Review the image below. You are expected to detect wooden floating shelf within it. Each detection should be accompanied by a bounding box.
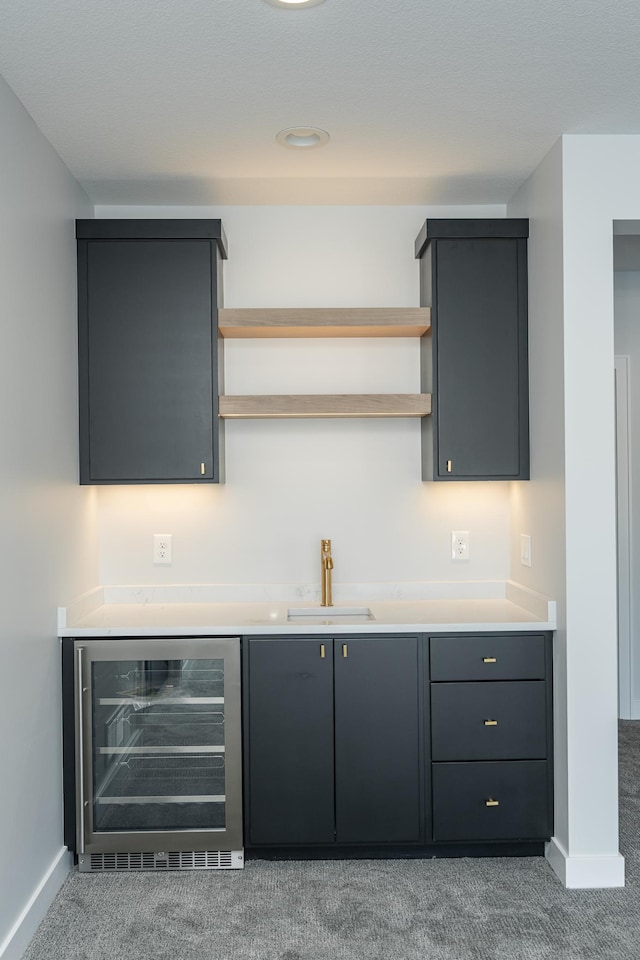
[219,394,432,420]
[218,308,431,339]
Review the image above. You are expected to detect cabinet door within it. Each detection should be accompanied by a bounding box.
[433,237,528,480]
[334,637,421,843]
[79,238,219,483]
[248,640,335,845]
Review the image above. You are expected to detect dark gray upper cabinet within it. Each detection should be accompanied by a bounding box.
[415,219,529,481]
[76,220,227,484]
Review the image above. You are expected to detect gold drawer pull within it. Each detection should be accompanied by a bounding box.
[342,644,348,658]
[484,719,498,726]
[320,644,325,659]
[485,799,500,807]
[483,657,497,663]
[446,460,453,473]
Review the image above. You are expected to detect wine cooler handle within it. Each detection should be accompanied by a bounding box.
[76,646,86,854]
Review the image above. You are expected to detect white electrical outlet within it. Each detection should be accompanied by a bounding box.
[520,533,532,567]
[451,530,470,561]
[153,534,172,565]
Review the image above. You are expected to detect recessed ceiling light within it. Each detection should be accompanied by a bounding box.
[264,0,327,8]
[276,126,330,149]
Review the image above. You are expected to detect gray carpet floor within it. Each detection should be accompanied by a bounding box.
[22,723,640,960]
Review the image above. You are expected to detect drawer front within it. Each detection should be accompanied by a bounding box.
[430,634,545,681]
[431,681,547,761]
[432,761,550,842]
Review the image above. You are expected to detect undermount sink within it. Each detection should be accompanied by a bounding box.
[287,606,374,622]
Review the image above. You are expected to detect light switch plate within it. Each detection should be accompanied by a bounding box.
[520,533,532,567]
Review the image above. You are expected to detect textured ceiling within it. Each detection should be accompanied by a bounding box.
[0,0,639,204]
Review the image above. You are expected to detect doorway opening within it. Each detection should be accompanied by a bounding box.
[615,355,632,718]
[614,226,640,719]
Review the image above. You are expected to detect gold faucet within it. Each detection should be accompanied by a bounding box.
[320,539,334,607]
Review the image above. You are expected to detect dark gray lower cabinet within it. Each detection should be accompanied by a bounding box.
[247,636,421,846]
[245,632,552,854]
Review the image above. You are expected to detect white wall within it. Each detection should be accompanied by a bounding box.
[559,137,628,874]
[0,75,98,958]
[94,204,513,589]
[509,135,634,888]
[614,269,640,715]
[507,139,569,849]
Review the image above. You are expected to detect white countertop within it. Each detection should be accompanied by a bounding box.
[58,581,556,637]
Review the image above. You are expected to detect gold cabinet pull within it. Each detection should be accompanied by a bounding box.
[320,644,325,659]
[484,719,498,726]
[342,644,348,658]
[483,657,497,663]
[200,462,206,475]
[485,799,500,807]
[446,460,452,473]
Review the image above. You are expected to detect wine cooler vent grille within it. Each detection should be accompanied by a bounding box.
[82,850,243,872]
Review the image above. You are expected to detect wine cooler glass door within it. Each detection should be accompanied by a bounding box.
[75,638,242,854]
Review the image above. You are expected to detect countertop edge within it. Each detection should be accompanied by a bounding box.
[59,619,556,638]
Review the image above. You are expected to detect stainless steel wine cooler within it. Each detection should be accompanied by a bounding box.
[73,637,243,871]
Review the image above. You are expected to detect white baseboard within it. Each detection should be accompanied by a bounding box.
[0,847,71,960]
[546,837,625,888]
